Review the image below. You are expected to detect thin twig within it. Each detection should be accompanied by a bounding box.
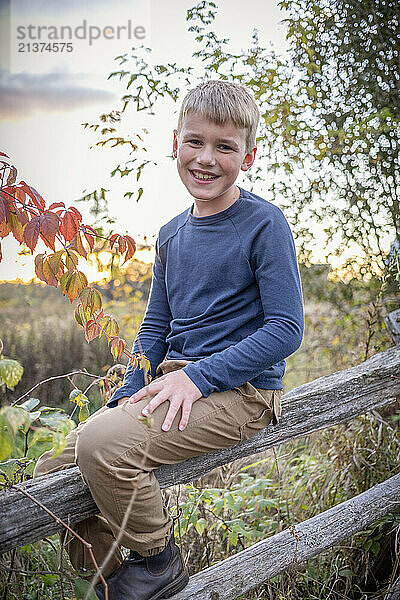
[7,485,109,600]
[0,563,73,578]
[11,370,105,406]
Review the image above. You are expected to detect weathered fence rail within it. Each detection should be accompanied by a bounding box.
[1,345,399,555]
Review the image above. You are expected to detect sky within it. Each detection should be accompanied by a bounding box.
[0,0,291,281]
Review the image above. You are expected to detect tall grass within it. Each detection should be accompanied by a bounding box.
[0,280,147,411]
[170,409,400,599]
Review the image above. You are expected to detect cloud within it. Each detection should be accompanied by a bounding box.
[0,68,116,120]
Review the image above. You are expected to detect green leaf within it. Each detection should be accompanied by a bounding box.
[69,389,89,408]
[19,398,40,412]
[52,431,67,458]
[28,410,41,423]
[0,358,23,390]
[228,530,238,547]
[74,578,98,600]
[29,427,53,448]
[39,407,70,429]
[41,574,59,586]
[0,406,31,436]
[139,356,151,377]
[194,517,207,536]
[0,431,13,461]
[26,439,53,459]
[79,404,90,422]
[371,541,380,556]
[0,458,34,484]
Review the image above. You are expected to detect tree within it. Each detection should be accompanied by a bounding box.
[82,0,397,361]
[278,0,400,279]
[85,0,399,286]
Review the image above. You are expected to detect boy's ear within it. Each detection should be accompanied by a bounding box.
[172,130,178,158]
[241,147,256,171]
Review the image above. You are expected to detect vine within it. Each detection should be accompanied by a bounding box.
[0,152,149,465]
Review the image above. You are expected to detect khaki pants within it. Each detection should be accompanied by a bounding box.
[34,360,281,577]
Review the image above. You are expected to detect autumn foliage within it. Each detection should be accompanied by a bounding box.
[0,152,149,373]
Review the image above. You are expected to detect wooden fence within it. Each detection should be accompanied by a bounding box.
[1,340,399,599]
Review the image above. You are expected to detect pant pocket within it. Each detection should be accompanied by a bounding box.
[239,405,273,442]
[235,385,274,443]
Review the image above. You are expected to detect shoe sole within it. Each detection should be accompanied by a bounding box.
[152,570,190,599]
[95,568,189,600]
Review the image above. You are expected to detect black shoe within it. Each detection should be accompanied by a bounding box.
[94,535,189,600]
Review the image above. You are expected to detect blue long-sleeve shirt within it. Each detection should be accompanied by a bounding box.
[108,187,304,407]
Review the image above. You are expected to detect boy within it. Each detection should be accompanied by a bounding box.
[34,80,304,600]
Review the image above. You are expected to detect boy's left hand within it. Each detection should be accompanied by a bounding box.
[129,370,202,432]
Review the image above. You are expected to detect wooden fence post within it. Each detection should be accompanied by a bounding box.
[385,308,400,345]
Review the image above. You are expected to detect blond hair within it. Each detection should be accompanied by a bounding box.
[177,80,260,152]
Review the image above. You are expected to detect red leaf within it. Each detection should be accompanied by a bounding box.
[68,206,82,222]
[81,225,97,252]
[109,233,119,249]
[85,319,102,342]
[6,166,17,186]
[0,240,2,262]
[9,212,24,243]
[0,220,11,238]
[13,187,27,206]
[60,210,79,242]
[110,336,126,360]
[117,236,127,255]
[59,270,88,302]
[0,192,9,223]
[20,182,45,210]
[108,233,135,262]
[23,216,41,252]
[70,231,87,258]
[83,231,95,251]
[48,250,64,277]
[122,234,136,263]
[39,210,59,251]
[49,202,65,210]
[40,251,64,287]
[17,209,29,227]
[34,254,47,283]
[42,257,58,287]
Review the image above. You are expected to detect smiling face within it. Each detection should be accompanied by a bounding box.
[173,112,256,217]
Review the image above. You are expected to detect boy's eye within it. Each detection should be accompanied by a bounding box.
[219,145,233,151]
[187,139,202,145]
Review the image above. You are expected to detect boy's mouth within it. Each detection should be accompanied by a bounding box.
[189,169,219,182]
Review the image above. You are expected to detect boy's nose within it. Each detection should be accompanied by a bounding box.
[197,145,216,166]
